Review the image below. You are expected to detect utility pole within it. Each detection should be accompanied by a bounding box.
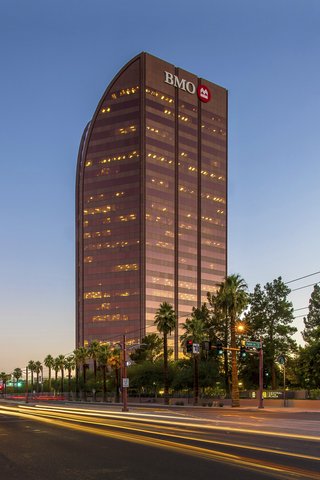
[258,338,264,409]
[122,335,129,412]
[25,367,29,404]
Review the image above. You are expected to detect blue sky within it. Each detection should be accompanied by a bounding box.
[0,0,319,372]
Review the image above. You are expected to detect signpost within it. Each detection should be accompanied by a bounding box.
[245,340,262,349]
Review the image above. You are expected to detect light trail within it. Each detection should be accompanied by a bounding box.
[3,406,320,478]
[0,404,319,479]
[17,404,320,442]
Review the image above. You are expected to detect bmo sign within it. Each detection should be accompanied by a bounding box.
[164,71,211,103]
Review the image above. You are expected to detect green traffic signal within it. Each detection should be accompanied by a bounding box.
[240,346,247,359]
[216,340,224,355]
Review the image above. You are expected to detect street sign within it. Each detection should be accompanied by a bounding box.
[245,341,261,349]
[122,378,129,388]
[277,355,286,365]
[193,343,200,354]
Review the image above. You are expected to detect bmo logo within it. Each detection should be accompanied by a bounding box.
[164,71,211,103]
[164,71,196,94]
[197,85,211,103]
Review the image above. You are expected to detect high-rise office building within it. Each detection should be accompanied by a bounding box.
[76,53,227,356]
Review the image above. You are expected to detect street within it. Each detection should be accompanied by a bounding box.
[0,402,319,479]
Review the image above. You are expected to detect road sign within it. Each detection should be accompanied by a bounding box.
[245,341,261,349]
[277,355,286,365]
[193,343,200,354]
[122,378,129,388]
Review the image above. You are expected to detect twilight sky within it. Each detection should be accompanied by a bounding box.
[0,0,319,372]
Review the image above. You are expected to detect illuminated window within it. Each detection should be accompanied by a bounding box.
[112,264,139,272]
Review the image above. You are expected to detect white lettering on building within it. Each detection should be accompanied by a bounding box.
[164,71,196,95]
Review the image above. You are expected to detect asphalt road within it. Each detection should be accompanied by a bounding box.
[0,403,319,480]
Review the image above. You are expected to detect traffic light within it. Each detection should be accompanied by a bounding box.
[216,340,224,355]
[239,346,247,360]
[186,339,193,353]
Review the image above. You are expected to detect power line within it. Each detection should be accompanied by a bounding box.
[285,270,320,285]
[290,282,319,292]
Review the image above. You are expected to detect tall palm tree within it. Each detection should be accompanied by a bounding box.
[55,355,65,394]
[0,372,10,395]
[181,305,209,405]
[52,357,60,395]
[34,361,42,393]
[27,360,36,394]
[88,340,101,401]
[44,354,54,393]
[74,347,88,401]
[216,274,249,407]
[13,368,23,393]
[207,291,231,396]
[109,347,121,403]
[64,355,75,400]
[73,348,81,400]
[97,343,111,402]
[154,301,176,405]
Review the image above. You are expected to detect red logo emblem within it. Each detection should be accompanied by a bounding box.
[197,85,211,103]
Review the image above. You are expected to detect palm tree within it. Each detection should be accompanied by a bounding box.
[44,354,54,393]
[34,361,42,393]
[88,340,101,400]
[216,274,249,407]
[97,343,111,402]
[109,347,121,403]
[0,372,10,395]
[52,357,60,395]
[181,305,209,405]
[27,360,36,394]
[73,347,88,401]
[55,355,65,394]
[13,368,23,393]
[64,355,75,400]
[207,291,231,396]
[154,302,176,405]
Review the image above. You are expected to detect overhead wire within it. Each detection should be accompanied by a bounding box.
[284,270,320,285]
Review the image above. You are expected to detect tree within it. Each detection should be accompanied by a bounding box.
[296,344,320,390]
[154,302,176,405]
[128,360,168,397]
[52,357,60,393]
[55,355,65,394]
[44,355,54,393]
[88,340,101,401]
[64,355,75,400]
[109,347,121,403]
[245,277,297,389]
[0,372,10,395]
[27,360,36,394]
[34,361,42,393]
[207,290,231,395]
[180,305,209,405]
[302,284,320,344]
[130,334,163,364]
[74,347,88,401]
[97,344,111,402]
[13,368,23,392]
[216,274,249,407]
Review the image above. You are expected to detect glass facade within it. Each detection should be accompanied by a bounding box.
[76,53,227,355]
